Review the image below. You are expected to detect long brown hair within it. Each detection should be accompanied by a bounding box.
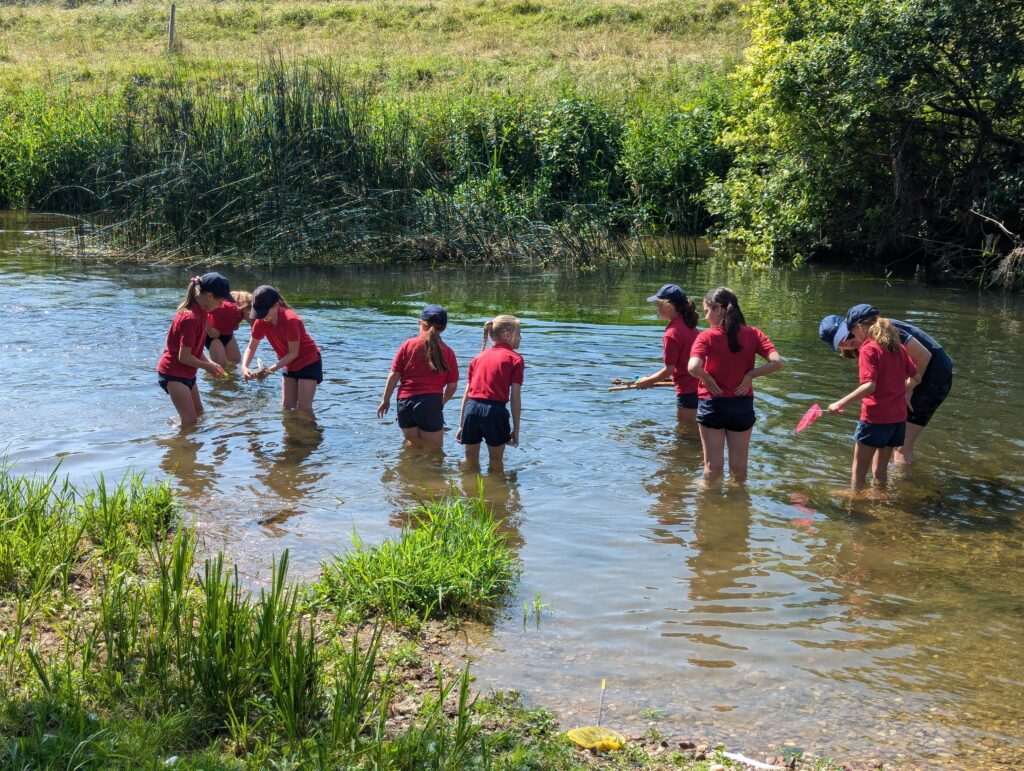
[705,286,746,353]
[419,323,448,372]
[659,297,699,329]
[482,315,520,351]
[177,276,201,312]
[865,316,901,352]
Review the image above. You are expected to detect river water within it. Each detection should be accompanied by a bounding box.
[2,213,1022,766]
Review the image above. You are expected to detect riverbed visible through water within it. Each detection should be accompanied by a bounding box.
[2,213,1023,767]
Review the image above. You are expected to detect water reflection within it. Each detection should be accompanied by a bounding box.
[248,416,326,533]
[157,432,216,499]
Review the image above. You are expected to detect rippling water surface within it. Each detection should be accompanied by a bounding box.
[2,213,1022,766]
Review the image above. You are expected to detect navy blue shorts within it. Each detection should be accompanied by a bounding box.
[205,333,233,349]
[283,355,323,384]
[696,396,756,432]
[459,398,511,447]
[854,420,906,448]
[397,393,444,432]
[908,373,951,427]
[158,374,197,393]
[676,391,698,410]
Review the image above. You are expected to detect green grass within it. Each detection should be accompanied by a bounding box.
[314,488,521,628]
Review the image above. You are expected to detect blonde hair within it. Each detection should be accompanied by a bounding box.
[177,275,202,312]
[231,290,253,321]
[865,316,901,352]
[481,314,520,351]
[420,324,448,373]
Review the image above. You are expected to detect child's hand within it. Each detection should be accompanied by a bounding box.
[734,373,754,396]
[827,401,845,414]
[256,368,271,381]
[509,429,519,447]
[455,427,463,443]
[242,366,254,380]
[633,376,654,390]
[209,325,221,337]
[209,363,226,379]
[376,399,390,418]
[701,373,723,396]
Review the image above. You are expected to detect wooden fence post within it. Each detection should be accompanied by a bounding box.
[168,4,176,54]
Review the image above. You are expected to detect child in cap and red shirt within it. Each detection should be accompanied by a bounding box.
[456,315,523,470]
[156,272,231,428]
[828,312,919,489]
[687,286,784,482]
[377,304,459,449]
[206,293,246,367]
[241,285,322,419]
[633,283,701,424]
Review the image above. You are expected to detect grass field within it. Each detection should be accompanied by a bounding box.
[0,0,744,98]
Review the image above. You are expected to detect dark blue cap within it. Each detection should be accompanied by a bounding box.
[198,272,232,300]
[647,284,687,306]
[419,304,448,327]
[845,303,879,328]
[250,285,282,320]
[819,314,848,351]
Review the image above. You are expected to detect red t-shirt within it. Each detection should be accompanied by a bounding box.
[689,325,777,399]
[466,344,524,403]
[208,301,243,337]
[858,339,918,423]
[251,307,320,371]
[663,316,699,395]
[157,305,208,378]
[392,335,459,398]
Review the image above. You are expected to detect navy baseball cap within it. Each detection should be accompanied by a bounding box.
[647,284,687,306]
[250,285,283,320]
[845,303,879,328]
[419,304,448,327]
[819,314,848,351]
[198,272,232,300]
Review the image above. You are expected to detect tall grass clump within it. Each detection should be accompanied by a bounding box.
[315,490,520,628]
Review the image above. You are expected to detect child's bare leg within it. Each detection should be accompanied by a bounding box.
[282,377,298,410]
[487,443,507,471]
[894,423,924,465]
[295,380,317,419]
[463,443,482,468]
[401,427,422,447]
[698,425,726,482]
[676,407,697,425]
[168,381,199,428]
[725,428,753,482]
[225,338,242,364]
[419,430,444,451]
[873,447,894,485]
[851,442,875,489]
[208,339,228,367]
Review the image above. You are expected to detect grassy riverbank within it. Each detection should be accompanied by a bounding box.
[3,467,808,769]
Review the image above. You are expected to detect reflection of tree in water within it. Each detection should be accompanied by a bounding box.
[157,432,216,500]
[248,416,326,533]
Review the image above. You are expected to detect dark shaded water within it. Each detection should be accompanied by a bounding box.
[2,213,1023,766]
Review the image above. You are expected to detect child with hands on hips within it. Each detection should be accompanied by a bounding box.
[456,315,523,471]
[156,273,232,428]
[242,285,323,419]
[377,304,459,449]
[827,307,919,489]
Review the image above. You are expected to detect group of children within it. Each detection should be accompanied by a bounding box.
[157,273,951,487]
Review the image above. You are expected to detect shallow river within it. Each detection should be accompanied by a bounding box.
[2,213,1023,766]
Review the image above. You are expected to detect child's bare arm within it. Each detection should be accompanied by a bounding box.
[377,371,401,417]
[635,365,672,389]
[828,381,875,414]
[509,383,522,446]
[455,389,470,442]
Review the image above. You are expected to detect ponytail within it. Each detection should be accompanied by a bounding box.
[704,286,746,353]
[481,321,494,352]
[682,299,699,329]
[419,325,448,372]
[867,316,901,352]
[482,315,521,351]
[177,275,201,312]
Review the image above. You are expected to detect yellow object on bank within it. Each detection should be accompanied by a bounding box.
[565,726,626,751]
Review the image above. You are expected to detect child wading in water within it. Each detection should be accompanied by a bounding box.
[634,284,701,424]
[687,287,784,482]
[242,285,323,419]
[156,273,231,428]
[456,315,523,471]
[827,309,919,489]
[205,291,246,367]
[377,304,459,449]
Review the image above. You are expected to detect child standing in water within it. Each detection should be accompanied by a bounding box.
[156,273,231,428]
[687,287,784,482]
[827,310,919,489]
[242,285,323,419]
[634,284,701,423]
[205,292,246,367]
[377,304,459,449]
[456,315,523,471]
